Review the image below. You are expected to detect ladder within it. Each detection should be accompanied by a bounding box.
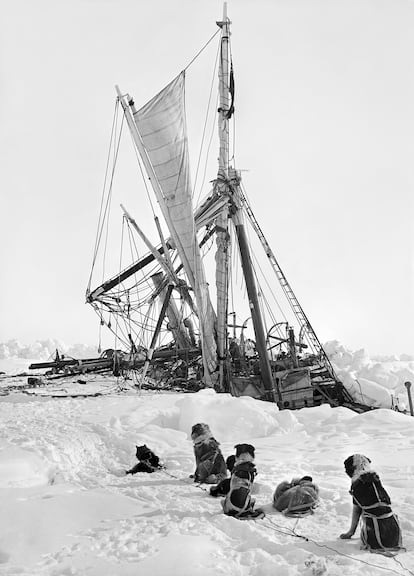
[238,186,353,401]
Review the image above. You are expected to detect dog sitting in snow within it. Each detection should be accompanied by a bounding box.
[340,454,403,553]
[126,444,162,475]
[222,443,263,519]
[210,454,236,497]
[190,423,227,484]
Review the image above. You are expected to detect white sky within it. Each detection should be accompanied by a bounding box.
[1,0,413,356]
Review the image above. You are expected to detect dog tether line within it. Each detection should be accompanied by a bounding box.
[260,516,413,576]
[147,468,413,576]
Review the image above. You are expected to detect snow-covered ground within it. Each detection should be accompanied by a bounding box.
[0,348,413,575]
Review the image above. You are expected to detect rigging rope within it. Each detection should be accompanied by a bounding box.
[195,91,220,208]
[192,35,220,202]
[87,100,121,290]
[93,111,125,293]
[183,28,221,72]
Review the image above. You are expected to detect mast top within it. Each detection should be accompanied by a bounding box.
[217,2,229,29]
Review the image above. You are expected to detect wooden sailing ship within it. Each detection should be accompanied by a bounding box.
[85,4,368,412]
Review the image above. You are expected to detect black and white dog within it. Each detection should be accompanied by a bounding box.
[221,443,262,518]
[340,454,402,553]
[126,444,162,475]
[209,454,236,497]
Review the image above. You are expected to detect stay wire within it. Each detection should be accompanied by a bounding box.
[88,99,120,289]
[195,90,220,208]
[193,35,220,201]
[183,28,221,72]
[98,113,125,292]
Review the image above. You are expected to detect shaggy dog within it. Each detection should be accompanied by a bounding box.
[273,476,319,516]
[340,454,403,553]
[222,443,262,518]
[126,445,162,474]
[191,423,227,484]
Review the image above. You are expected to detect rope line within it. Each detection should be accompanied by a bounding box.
[193,36,220,202]
[150,468,412,575]
[261,516,411,576]
[183,29,221,72]
[87,100,120,290]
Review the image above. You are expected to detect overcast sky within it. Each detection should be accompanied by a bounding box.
[1,0,413,356]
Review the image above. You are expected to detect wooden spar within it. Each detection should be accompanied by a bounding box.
[121,204,176,280]
[88,225,216,304]
[86,246,169,302]
[233,216,276,401]
[217,2,230,180]
[140,284,174,384]
[154,216,175,274]
[215,2,231,390]
[216,6,275,401]
[288,327,299,368]
[151,272,191,349]
[121,204,198,317]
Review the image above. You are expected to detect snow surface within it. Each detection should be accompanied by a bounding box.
[0,349,414,575]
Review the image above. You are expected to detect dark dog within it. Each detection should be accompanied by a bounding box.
[210,455,236,497]
[191,423,227,484]
[222,443,262,518]
[126,444,162,475]
[273,476,319,516]
[340,454,403,553]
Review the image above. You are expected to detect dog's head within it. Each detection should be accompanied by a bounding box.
[234,443,255,460]
[344,454,371,478]
[135,444,153,461]
[299,475,313,483]
[191,423,212,442]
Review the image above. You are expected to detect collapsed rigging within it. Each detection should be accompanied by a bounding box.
[84,4,369,413]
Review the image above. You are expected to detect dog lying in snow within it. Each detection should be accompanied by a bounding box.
[273,476,319,517]
[190,423,227,484]
[340,454,403,553]
[221,443,263,519]
[126,445,162,474]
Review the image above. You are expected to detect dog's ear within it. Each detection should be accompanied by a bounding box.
[344,455,355,477]
[247,444,255,457]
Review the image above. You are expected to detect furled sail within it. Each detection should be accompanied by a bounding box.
[133,72,217,382]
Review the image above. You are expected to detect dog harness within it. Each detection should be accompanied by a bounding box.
[352,481,402,553]
[222,462,256,517]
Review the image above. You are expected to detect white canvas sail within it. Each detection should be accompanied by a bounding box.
[133,72,217,381]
